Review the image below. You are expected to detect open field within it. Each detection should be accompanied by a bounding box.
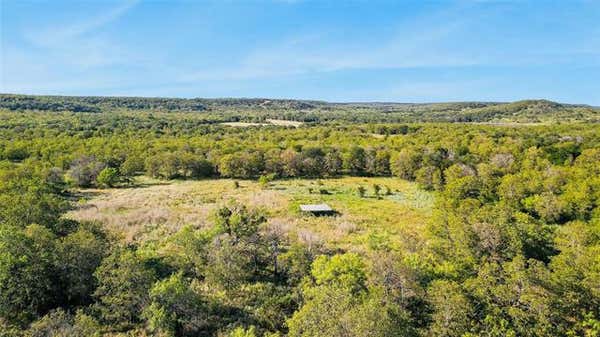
[66,177,433,252]
[266,119,304,127]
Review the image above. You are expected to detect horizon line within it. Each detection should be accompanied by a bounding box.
[1,92,596,108]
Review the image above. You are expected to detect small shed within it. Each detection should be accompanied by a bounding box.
[300,203,335,216]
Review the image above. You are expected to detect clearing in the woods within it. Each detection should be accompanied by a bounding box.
[67,177,433,252]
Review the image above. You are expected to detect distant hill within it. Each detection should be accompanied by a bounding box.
[0,94,324,113]
[0,93,598,123]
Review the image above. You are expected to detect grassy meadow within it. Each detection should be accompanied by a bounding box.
[67,177,433,252]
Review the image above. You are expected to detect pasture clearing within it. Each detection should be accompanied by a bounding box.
[66,177,433,252]
[221,119,303,127]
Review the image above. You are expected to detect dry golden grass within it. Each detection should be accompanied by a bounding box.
[266,119,303,127]
[66,177,433,252]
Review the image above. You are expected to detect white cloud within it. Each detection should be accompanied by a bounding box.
[1,0,145,93]
[19,0,143,69]
[178,2,599,83]
[178,6,481,82]
[24,0,140,47]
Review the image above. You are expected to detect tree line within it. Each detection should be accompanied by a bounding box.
[2,94,599,123]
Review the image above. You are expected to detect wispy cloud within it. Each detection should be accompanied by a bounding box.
[180,6,475,82]
[1,0,144,93]
[25,0,140,47]
[178,1,599,83]
[18,0,143,69]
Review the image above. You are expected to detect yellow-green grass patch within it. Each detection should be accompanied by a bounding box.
[66,177,433,252]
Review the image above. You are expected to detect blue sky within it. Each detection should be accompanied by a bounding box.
[1,0,599,104]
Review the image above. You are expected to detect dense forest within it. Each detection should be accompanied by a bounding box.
[0,95,599,336]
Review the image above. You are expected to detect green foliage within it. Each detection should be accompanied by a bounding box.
[120,154,145,177]
[390,148,422,180]
[288,254,414,337]
[0,225,57,325]
[96,167,120,188]
[143,273,206,337]
[427,280,473,337]
[373,184,381,198]
[67,156,105,188]
[415,166,443,191]
[213,204,265,242]
[0,165,68,228]
[3,94,598,123]
[223,326,257,337]
[205,236,255,290]
[311,253,367,294]
[219,152,264,179]
[278,244,314,285]
[3,144,29,162]
[93,248,157,329]
[0,100,599,335]
[153,225,210,278]
[25,309,102,337]
[258,173,276,188]
[356,186,366,198]
[343,146,366,175]
[57,225,109,306]
[146,153,180,179]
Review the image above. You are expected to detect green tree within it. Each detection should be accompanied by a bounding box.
[120,155,145,178]
[427,280,473,337]
[94,249,157,329]
[357,186,366,198]
[311,253,367,294]
[344,146,366,175]
[143,273,206,337]
[26,309,102,337]
[96,167,120,188]
[415,166,443,191]
[373,184,381,198]
[288,253,413,337]
[258,173,276,189]
[67,155,105,188]
[0,224,57,325]
[205,235,254,290]
[323,150,343,177]
[213,204,265,243]
[390,149,421,180]
[57,225,109,306]
[224,326,257,337]
[365,149,390,176]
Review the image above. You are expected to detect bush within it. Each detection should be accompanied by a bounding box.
[68,156,106,188]
[3,145,29,161]
[120,155,145,177]
[258,173,276,188]
[357,186,366,198]
[96,167,120,188]
[373,184,381,198]
[93,249,157,329]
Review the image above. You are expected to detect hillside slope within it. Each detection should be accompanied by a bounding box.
[1,94,598,123]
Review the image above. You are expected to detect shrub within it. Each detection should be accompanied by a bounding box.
[373,184,381,198]
[96,167,120,188]
[68,156,105,188]
[357,186,366,198]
